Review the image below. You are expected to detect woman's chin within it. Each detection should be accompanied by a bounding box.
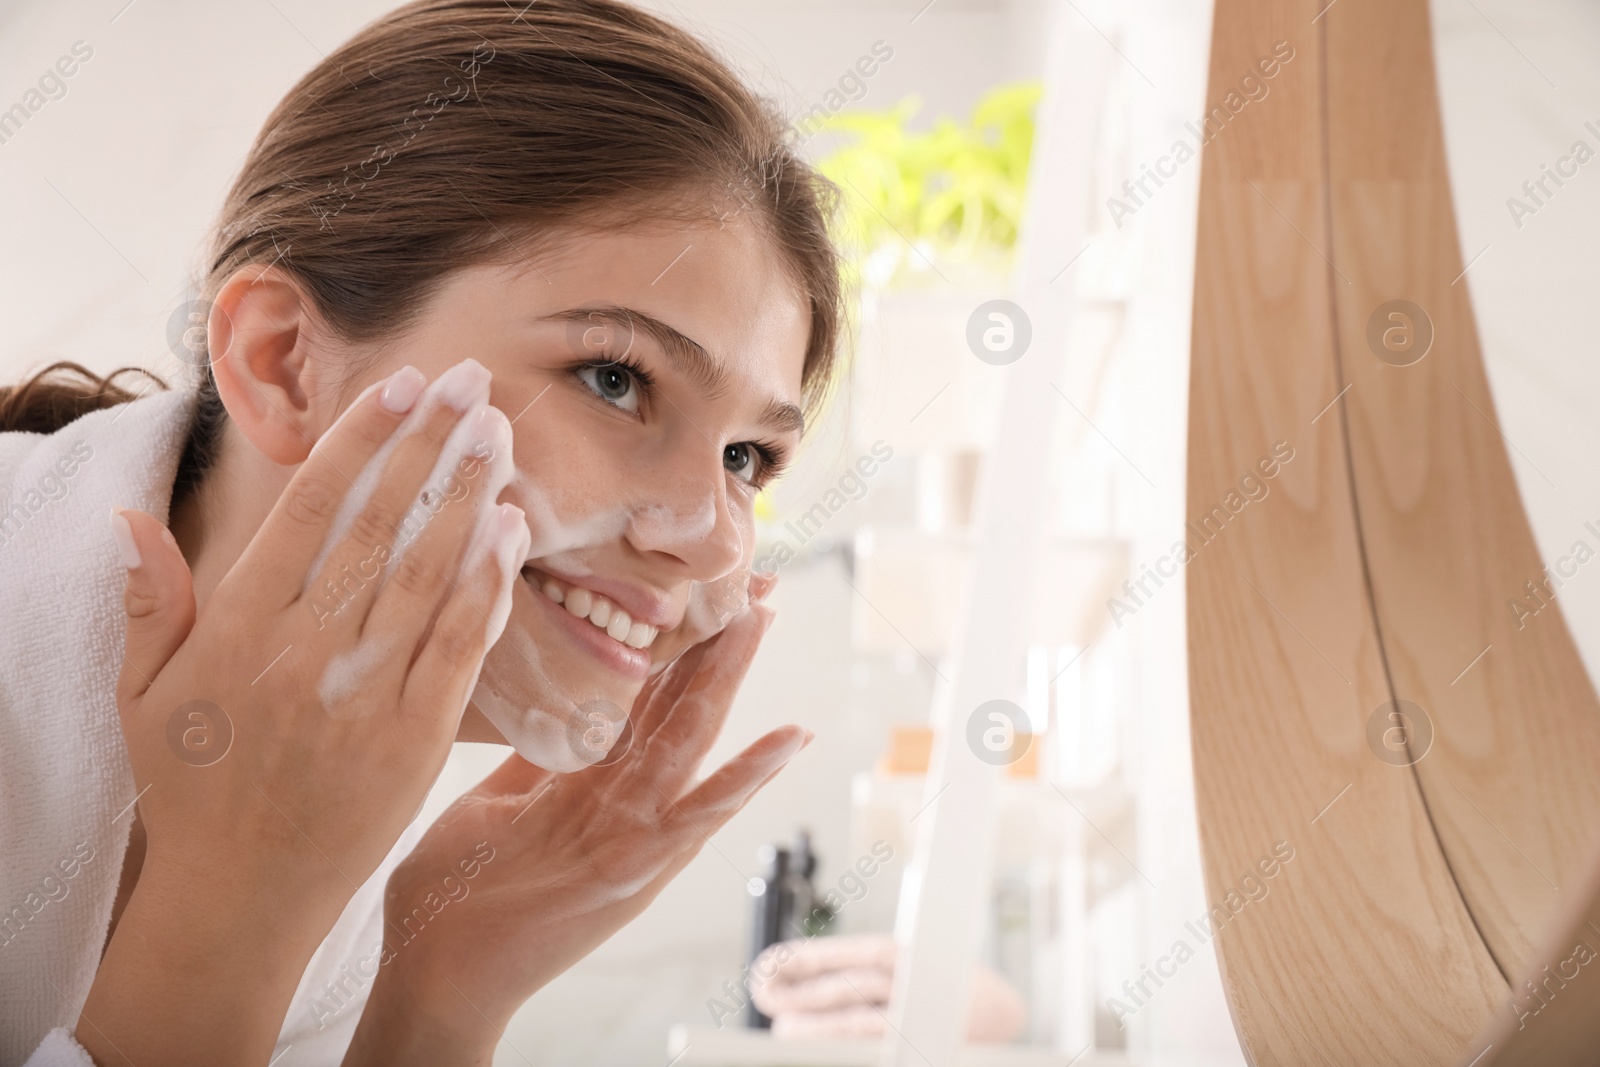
[458,564,765,768]
[463,582,647,770]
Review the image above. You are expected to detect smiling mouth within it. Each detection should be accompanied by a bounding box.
[521,568,661,651]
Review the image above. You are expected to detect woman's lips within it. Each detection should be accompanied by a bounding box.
[525,568,662,647]
[521,568,654,680]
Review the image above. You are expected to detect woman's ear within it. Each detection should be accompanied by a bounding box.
[206,265,337,466]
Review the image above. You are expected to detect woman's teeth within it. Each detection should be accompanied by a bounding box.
[536,575,659,650]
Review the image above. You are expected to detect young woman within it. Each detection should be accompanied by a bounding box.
[0,0,843,1062]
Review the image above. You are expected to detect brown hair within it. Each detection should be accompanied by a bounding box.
[0,361,168,435]
[4,0,846,508]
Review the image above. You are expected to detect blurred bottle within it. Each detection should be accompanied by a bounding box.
[745,829,821,1028]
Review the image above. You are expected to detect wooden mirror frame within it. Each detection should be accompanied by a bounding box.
[1186,0,1600,1061]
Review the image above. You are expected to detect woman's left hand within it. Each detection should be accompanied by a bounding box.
[341,599,810,1064]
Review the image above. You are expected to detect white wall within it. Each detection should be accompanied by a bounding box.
[0,0,1029,382]
[1432,0,1600,685]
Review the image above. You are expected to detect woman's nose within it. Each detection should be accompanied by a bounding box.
[624,457,747,581]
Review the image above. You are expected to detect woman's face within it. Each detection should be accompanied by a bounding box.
[343,213,810,770]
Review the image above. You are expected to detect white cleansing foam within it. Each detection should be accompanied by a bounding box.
[471,470,761,771]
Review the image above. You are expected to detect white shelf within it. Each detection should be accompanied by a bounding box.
[666,1026,1134,1067]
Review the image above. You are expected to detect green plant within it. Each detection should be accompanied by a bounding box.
[812,79,1043,289]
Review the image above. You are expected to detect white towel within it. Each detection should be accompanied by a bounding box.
[0,382,423,1066]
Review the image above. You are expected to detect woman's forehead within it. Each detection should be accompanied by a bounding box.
[452,217,810,404]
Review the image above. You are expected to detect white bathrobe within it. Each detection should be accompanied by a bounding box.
[0,383,423,1066]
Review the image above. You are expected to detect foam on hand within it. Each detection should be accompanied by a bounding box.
[309,359,517,718]
[303,359,500,594]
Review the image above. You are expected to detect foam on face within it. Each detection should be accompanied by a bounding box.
[471,650,571,763]
[305,363,766,769]
[467,472,637,770]
[646,489,758,678]
[470,470,764,770]
[514,474,631,565]
[472,620,626,773]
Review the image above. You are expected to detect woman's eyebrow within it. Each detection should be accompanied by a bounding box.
[758,397,805,436]
[542,304,804,436]
[544,304,723,391]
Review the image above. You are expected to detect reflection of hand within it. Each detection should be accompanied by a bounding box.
[82,362,528,1066]
[343,601,810,1063]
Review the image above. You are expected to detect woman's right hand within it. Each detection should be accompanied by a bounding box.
[79,358,529,1067]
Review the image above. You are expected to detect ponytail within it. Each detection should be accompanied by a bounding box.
[0,361,169,436]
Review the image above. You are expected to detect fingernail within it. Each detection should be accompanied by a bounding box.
[495,502,530,560]
[433,358,492,413]
[773,729,810,766]
[380,365,426,413]
[471,501,527,569]
[109,508,140,569]
[750,570,780,603]
[802,729,815,750]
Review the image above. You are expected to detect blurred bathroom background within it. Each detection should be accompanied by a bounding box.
[4,0,1600,1063]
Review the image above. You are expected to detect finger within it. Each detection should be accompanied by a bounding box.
[629,630,717,742]
[398,502,530,734]
[472,749,557,801]
[112,508,196,709]
[578,726,810,929]
[626,602,775,793]
[304,395,494,635]
[670,725,811,826]
[363,402,514,650]
[233,363,427,608]
[639,600,772,742]
[749,569,779,603]
[573,728,809,924]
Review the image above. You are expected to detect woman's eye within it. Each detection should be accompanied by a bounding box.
[576,363,639,413]
[724,442,758,483]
